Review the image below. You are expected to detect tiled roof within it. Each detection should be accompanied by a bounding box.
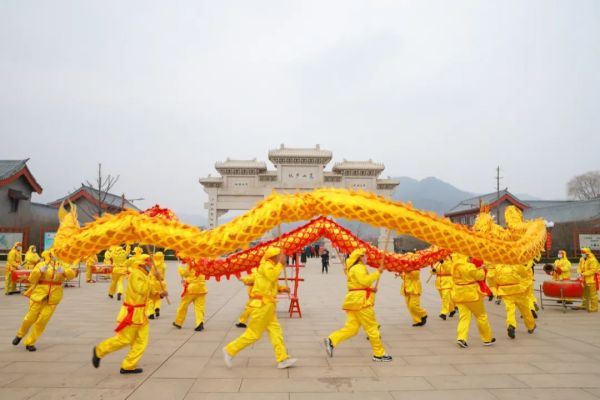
[268,144,332,159]
[446,189,517,214]
[524,199,600,223]
[215,159,267,170]
[332,160,385,171]
[0,159,43,193]
[49,185,140,211]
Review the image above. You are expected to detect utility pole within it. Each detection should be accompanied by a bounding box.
[495,166,502,225]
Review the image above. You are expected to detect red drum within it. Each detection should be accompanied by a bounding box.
[92,264,112,274]
[11,270,32,283]
[542,280,584,299]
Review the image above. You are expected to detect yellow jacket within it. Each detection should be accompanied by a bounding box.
[342,262,380,311]
[24,246,40,269]
[7,245,22,271]
[485,263,498,280]
[104,248,114,265]
[179,266,207,296]
[25,261,76,305]
[434,260,454,290]
[111,245,130,275]
[451,257,485,303]
[494,264,529,296]
[116,264,159,327]
[553,252,571,281]
[249,259,286,307]
[241,267,257,295]
[85,254,98,268]
[578,255,599,286]
[401,270,422,295]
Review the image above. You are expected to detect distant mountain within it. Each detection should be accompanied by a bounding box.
[391,176,475,216]
[177,213,208,228]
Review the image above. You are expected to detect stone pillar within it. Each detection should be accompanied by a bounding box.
[378,228,394,251]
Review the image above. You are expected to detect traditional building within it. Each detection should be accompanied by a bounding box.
[48,185,140,224]
[0,160,56,252]
[199,144,399,247]
[444,189,530,226]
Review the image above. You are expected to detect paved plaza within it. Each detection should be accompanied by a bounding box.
[1,258,600,400]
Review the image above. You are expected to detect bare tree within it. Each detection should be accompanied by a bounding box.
[85,163,120,217]
[567,171,600,200]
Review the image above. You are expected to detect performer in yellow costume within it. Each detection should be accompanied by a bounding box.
[325,248,392,362]
[172,261,206,330]
[24,245,40,270]
[578,247,599,312]
[451,255,495,348]
[552,250,571,281]
[108,245,130,301]
[432,257,456,320]
[494,263,536,339]
[5,242,22,295]
[12,250,76,351]
[147,251,167,319]
[85,253,98,283]
[92,254,165,374]
[485,263,499,303]
[400,269,428,326]
[236,267,257,328]
[524,261,539,319]
[223,247,297,369]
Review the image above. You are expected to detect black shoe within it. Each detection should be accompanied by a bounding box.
[439,314,447,320]
[449,308,457,318]
[235,322,247,328]
[117,293,122,301]
[507,325,516,339]
[12,336,21,346]
[531,310,538,319]
[92,346,100,368]
[495,299,501,305]
[483,338,496,346]
[120,368,143,374]
[488,295,494,301]
[412,321,424,327]
[155,308,160,318]
[108,294,114,299]
[528,325,536,334]
[149,314,155,320]
[372,354,393,362]
[195,322,204,332]
[172,322,181,329]
[457,340,468,348]
[26,345,36,352]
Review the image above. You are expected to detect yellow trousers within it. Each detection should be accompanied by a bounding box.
[17,300,57,346]
[86,266,92,282]
[5,270,16,294]
[225,302,289,362]
[329,306,385,357]
[404,294,427,323]
[486,277,497,297]
[238,301,252,324]
[174,294,206,326]
[146,297,162,317]
[456,298,493,343]
[438,289,455,316]
[503,294,536,329]
[96,323,149,370]
[582,284,598,312]
[108,273,125,296]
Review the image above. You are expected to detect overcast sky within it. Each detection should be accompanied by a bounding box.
[1,1,599,218]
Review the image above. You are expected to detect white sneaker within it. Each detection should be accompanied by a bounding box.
[222,347,233,368]
[277,357,297,369]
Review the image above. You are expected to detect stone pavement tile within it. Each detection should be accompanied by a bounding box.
[185,393,288,400]
[328,356,407,367]
[179,342,232,357]
[0,387,42,399]
[390,389,497,400]
[425,375,528,390]
[454,363,545,375]
[152,357,210,379]
[199,366,288,379]
[477,353,558,363]
[383,347,434,356]
[0,373,25,387]
[0,350,67,362]
[584,388,600,398]
[513,374,600,388]
[6,371,110,388]
[27,388,131,400]
[529,362,600,374]
[207,356,249,368]
[490,388,599,400]
[249,356,328,367]
[336,377,432,392]
[127,378,195,400]
[292,393,394,400]
[289,366,376,378]
[0,361,88,374]
[239,378,338,393]
[402,354,484,365]
[189,378,242,393]
[371,364,462,377]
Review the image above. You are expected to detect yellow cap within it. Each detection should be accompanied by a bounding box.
[262,246,281,262]
[346,248,366,268]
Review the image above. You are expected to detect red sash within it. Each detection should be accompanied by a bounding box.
[349,287,375,299]
[114,303,146,332]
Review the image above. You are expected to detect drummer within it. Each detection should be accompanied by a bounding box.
[552,250,571,281]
